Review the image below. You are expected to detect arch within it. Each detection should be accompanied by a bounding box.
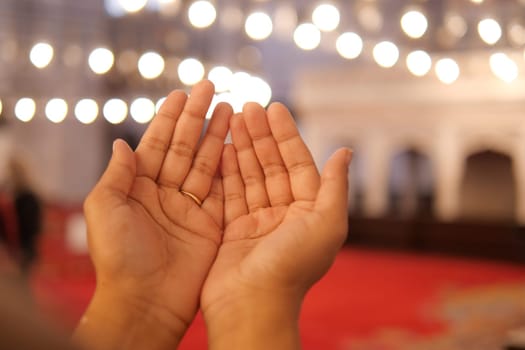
[461,134,515,161]
[388,148,434,218]
[459,150,515,222]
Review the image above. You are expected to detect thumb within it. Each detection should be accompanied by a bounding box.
[94,139,136,199]
[315,148,352,224]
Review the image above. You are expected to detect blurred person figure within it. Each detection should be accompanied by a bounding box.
[5,154,43,274]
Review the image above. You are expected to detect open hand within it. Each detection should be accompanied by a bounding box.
[201,102,351,331]
[79,80,231,349]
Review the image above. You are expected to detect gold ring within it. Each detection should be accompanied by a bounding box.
[180,190,203,206]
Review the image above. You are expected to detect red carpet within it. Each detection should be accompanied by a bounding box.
[28,207,525,349]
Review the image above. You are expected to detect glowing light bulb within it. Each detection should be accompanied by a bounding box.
[245,76,272,107]
[178,58,205,86]
[373,41,399,68]
[245,12,273,40]
[88,47,114,74]
[490,53,518,83]
[15,98,36,122]
[435,58,460,84]
[103,99,128,124]
[138,51,165,79]
[478,18,502,45]
[30,42,54,68]
[45,98,68,123]
[118,0,147,13]
[336,32,363,59]
[406,50,432,77]
[401,10,428,39]
[188,1,216,29]
[208,66,233,92]
[75,99,99,124]
[293,23,321,50]
[130,98,155,124]
[312,3,340,32]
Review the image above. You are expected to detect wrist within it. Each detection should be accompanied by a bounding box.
[204,291,303,350]
[73,286,188,350]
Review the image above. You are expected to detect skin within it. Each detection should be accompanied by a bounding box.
[201,102,351,349]
[74,80,233,350]
[73,80,351,350]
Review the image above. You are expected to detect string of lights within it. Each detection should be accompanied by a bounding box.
[1,0,524,125]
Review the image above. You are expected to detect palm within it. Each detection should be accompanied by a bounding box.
[202,102,348,311]
[85,81,232,327]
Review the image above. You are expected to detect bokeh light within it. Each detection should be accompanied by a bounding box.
[293,23,321,50]
[312,3,340,32]
[138,51,165,79]
[103,99,128,124]
[445,13,468,38]
[435,58,460,84]
[406,50,432,77]
[401,10,428,39]
[118,0,147,13]
[30,42,54,69]
[478,18,502,45]
[188,1,216,29]
[373,41,399,68]
[245,12,273,40]
[88,47,115,74]
[130,97,155,123]
[208,66,233,92]
[336,32,363,59]
[15,98,36,122]
[490,53,519,83]
[75,99,99,124]
[45,98,68,123]
[178,58,205,85]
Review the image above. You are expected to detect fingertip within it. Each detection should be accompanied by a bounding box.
[267,102,290,116]
[112,138,133,156]
[215,101,233,115]
[333,147,353,167]
[194,79,215,94]
[243,101,264,114]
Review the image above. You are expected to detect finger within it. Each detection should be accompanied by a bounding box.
[157,80,215,189]
[231,113,270,212]
[86,139,136,210]
[315,148,352,237]
[201,171,224,229]
[267,102,320,201]
[181,102,232,202]
[243,103,293,207]
[221,144,248,225]
[135,90,187,179]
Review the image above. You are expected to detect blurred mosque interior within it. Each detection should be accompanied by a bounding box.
[1,0,525,349]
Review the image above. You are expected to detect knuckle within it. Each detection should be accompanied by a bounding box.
[142,135,168,153]
[168,141,194,160]
[192,157,216,177]
[262,163,287,178]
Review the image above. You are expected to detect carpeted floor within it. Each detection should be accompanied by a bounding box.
[26,207,525,349]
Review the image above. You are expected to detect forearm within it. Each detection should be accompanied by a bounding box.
[205,294,302,350]
[73,288,187,350]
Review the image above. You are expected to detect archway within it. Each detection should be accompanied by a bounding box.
[388,149,434,218]
[459,150,515,222]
